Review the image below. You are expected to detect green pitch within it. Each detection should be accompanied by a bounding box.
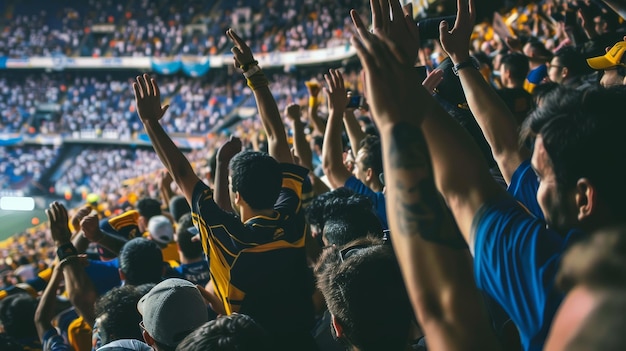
[0,209,47,242]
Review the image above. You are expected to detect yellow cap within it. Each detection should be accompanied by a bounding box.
[586,41,626,70]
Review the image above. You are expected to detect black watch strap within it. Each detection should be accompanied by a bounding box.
[56,242,78,260]
[453,58,479,76]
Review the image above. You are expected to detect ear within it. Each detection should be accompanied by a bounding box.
[138,216,147,232]
[234,191,242,206]
[575,178,595,221]
[331,314,345,339]
[561,66,569,78]
[365,167,373,182]
[143,330,155,346]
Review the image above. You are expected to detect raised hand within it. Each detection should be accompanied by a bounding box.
[422,68,444,95]
[216,136,243,163]
[226,28,256,69]
[71,206,93,234]
[80,214,104,243]
[305,80,321,98]
[439,0,476,64]
[133,74,170,124]
[323,69,349,115]
[285,104,302,122]
[350,33,422,126]
[351,0,420,66]
[157,169,173,190]
[46,202,71,245]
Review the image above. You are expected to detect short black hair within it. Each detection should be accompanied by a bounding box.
[315,237,412,351]
[119,237,163,286]
[176,213,203,260]
[553,47,588,77]
[94,285,145,345]
[322,198,384,246]
[358,136,383,179]
[501,52,530,83]
[175,314,271,351]
[169,195,190,223]
[0,294,38,339]
[305,188,356,230]
[229,150,281,210]
[136,197,162,221]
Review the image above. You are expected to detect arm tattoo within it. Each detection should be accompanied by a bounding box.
[389,123,466,248]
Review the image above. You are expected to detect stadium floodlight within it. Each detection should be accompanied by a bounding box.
[0,197,36,211]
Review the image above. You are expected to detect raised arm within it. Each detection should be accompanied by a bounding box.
[350,2,501,349]
[321,69,352,189]
[46,202,97,327]
[34,264,63,341]
[214,136,242,212]
[133,74,200,204]
[439,9,529,184]
[70,205,94,253]
[80,214,127,256]
[227,29,293,164]
[285,104,314,171]
[342,104,366,158]
[305,80,326,135]
[157,169,175,210]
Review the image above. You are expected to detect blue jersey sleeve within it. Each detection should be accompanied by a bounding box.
[507,159,544,219]
[471,198,565,351]
[344,176,389,230]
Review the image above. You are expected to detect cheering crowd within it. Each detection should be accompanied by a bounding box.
[2,0,626,350]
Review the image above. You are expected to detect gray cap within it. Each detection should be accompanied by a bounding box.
[137,278,208,347]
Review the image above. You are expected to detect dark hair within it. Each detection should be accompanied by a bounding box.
[535,87,626,214]
[0,294,38,339]
[94,285,145,345]
[169,196,190,223]
[312,135,324,150]
[175,314,271,351]
[136,198,162,221]
[525,38,552,62]
[553,46,588,77]
[531,82,560,105]
[119,238,163,286]
[229,151,281,210]
[176,213,202,259]
[322,197,384,246]
[0,333,23,351]
[314,237,412,351]
[305,188,356,230]
[500,52,530,83]
[357,135,383,180]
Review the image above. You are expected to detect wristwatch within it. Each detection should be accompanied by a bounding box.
[452,57,479,76]
[243,64,262,78]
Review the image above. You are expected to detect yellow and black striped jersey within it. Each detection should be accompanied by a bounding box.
[191,163,315,338]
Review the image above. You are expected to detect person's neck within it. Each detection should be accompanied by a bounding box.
[529,60,543,69]
[240,207,275,223]
[179,255,203,265]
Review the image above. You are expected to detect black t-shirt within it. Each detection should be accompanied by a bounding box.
[497,88,534,125]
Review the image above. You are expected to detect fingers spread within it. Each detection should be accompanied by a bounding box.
[371,0,383,30]
[350,9,369,39]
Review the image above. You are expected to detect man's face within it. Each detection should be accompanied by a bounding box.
[352,149,369,184]
[548,58,565,84]
[531,136,577,232]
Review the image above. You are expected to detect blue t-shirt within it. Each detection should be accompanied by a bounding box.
[173,259,210,287]
[42,329,71,351]
[471,197,583,351]
[507,159,543,219]
[84,258,121,296]
[344,176,388,230]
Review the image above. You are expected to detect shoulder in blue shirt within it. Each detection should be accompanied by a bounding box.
[344,176,388,230]
[507,159,544,219]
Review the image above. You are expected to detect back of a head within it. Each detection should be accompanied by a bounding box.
[525,38,553,62]
[176,213,203,260]
[175,314,271,351]
[0,293,37,339]
[169,195,190,223]
[119,237,163,286]
[501,52,530,83]
[322,197,384,246]
[229,150,281,210]
[565,289,626,351]
[314,237,412,351]
[306,187,355,230]
[537,86,626,216]
[137,278,209,349]
[136,198,162,221]
[95,285,146,345]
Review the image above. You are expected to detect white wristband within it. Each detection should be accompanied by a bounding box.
[243,64,261,78]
